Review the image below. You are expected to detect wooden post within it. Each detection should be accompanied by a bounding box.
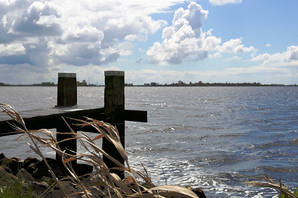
[56,73,77,167]
[57,73,77,107]
[103,71,125,178]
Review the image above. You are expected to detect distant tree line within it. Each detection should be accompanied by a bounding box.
[142,80,290,87]
[0,80,296,87]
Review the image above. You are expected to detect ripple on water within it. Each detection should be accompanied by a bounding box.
[128,155,278,197]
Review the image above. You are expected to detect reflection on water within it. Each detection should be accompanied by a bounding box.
[1,86,298,197]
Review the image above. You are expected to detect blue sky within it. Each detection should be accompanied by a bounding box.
[0,0,297,84]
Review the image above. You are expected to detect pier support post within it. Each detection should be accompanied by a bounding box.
[56,73,77,167]
[57,73,77,107]
[103,71,125,178]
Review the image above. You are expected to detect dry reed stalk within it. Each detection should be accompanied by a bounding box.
[246,176,297,198]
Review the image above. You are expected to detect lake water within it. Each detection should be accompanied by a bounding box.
[0,86,297,197]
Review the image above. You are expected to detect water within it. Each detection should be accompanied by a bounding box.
[0,86,297,197]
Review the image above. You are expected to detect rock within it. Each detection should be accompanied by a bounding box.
[24,157,40,174]
[31,181,49,193]
[192,187,206,198]
[1,154,93,179]
[28,158,93,179]
[0,166,18,186]
[0,153,6,163]
[32,158,64,179]
[75,163,93,176]
[5,157,24,175]
[18,168,35,182]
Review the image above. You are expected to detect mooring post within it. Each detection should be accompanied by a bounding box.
[103,71,125,178]
[57,73,77,106]
[56,73,77,167]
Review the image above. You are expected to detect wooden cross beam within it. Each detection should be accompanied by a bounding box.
[0,108,146,136]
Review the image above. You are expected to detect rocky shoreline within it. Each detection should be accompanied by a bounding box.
[0,153,206,198]
[0,153,93,179]
[0,153,95,197]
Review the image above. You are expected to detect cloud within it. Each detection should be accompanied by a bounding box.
[0,0,185,70]
[217,38,256,54]
[209,0,242,6]
[251,45,298,64]
[146,2,213,65]
[146,2,255,65]
[0,43,25,56]
[13,1,62,36]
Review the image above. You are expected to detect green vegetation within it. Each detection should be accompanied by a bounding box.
[247,176,297,198]
[0,177,34,198]
[279,187,298,198]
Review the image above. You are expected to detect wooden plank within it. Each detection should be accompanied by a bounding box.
[0,108,148,136]
[0,108,105,136]
[124,110,147,122]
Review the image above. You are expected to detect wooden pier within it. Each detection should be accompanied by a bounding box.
[0,71,147,178]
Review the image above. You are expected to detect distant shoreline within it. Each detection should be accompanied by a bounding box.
[1,80,297,87]
[0,84,297,87]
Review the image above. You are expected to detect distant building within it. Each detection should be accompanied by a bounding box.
[77,80,87,86]
[150,82,159,86]
[177,80,185,86]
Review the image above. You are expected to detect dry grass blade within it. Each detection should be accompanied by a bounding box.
[129,185,199,198]
[0,103,26,129]
[246,177,297,198]
[147,185,199,198]
[69,117,129,167]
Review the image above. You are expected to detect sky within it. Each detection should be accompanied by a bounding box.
[0,0,298,85]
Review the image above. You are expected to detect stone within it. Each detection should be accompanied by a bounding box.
[31,181,49,193]
[32,158,64,179]
[6,157,24,175]
[192,187,206,198]
[24,157,40,174]
[75,163,93,176]
[0,153,6,163]
[18,168,35,182]
[0,166,18,186]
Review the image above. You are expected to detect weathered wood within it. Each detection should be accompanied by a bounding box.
[0,108,147,136]
[0,108,105,136]
[123,110,147,122]
[56,73,78,166]
[57,73,77,107]
[103,71,125,178]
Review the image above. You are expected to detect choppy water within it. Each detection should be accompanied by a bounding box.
[0,86,297,197]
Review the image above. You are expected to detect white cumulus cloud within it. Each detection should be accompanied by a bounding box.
[147,2,214,65]
[146,2,255,65]
[217,38,256,54]
[251,46,298,64]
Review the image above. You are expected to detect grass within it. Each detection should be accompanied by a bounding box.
[0,175,35,198]
[246,174,298,198]
[0,103,200,198]
[279,188,298,198]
